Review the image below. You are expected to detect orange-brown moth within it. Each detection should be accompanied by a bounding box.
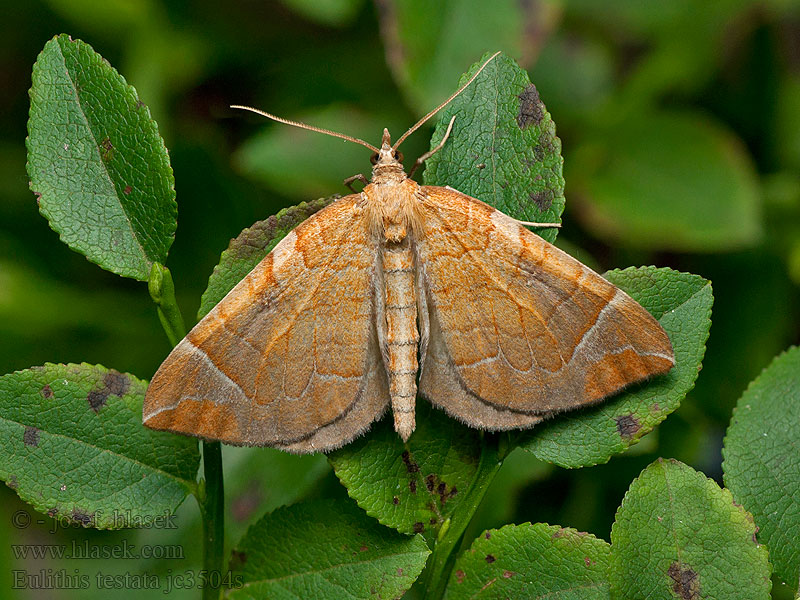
[143,53,674,453]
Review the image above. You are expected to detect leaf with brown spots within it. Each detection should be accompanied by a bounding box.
[27,35,176,280]
[425,52,564,244]
[610,459,771,599]
[443,523,610,599]
[329,402,482,536]
[0,363,198,529]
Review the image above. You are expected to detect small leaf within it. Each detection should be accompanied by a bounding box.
[198,197,337,319]
[443,523,610,599]
[519,267,712,468]
[0,364,198,529]
[567,110,761,252]
[27,34,176,280]
[329,402,485,537]
[228,499,430,600]
[723,346,800,591]
[424,51,565,243]
[610,458,771,599]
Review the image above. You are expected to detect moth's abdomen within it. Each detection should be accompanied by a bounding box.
[382,238,418,441]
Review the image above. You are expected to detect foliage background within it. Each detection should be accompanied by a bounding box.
[2,1,799,598]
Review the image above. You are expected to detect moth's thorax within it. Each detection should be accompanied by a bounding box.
[364,172,423,243]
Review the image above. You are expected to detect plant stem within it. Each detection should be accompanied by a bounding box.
[200,441,225,600]
[422,435,504,599]
[147,263,226,598]
[148,262,186,347]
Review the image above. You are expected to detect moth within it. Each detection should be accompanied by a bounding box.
[143,53,674,452]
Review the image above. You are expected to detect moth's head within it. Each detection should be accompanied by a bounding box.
[369,128,405,182]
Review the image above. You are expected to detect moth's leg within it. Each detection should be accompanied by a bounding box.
[344,173,368,192]
[408,115,456,178]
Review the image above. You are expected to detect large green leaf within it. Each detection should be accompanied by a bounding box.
[0,364,198,529]
[610,458,771,599]
[27,34,176,280]
[228,499,430,599]
[198,196,337,318]
[566,110,761,252]
[723,346,800,592]
[519,267,712,468]
[424,51,564,243]
[329,402,487,537]
[444,523,610,599]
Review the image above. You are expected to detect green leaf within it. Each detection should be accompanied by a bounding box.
[375,1,552,113]
[0,364,198,529]
[610,458,771,599]
[198,196,337,319]
[519,267,712,468]
[228,499,430,600]
[27,34,176,281]
[424,51,565,243]
[443,523,610,599]
[280,0,366,26]
[329,402,485,537]
[566,110,761,252]
[723,346,800,591]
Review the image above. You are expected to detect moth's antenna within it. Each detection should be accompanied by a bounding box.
[230,105,381,153]
[392,50,502,151]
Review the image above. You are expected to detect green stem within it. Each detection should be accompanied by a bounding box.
[422,434,505,599]
[148,262,186,347]
[200,441,225,600]
[147,263,226,598]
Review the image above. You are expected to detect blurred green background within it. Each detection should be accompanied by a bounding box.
[2,0,799,598]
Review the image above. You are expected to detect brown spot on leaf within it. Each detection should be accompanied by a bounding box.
[47,508,58,518]
[425,474,436,492]
[359,545,368,552]
[70,509,94,527]
[136,100,146,109]
[229,550,247,569]
[87,370,130,412]
[667,562,700,599]
[517,84,544,129]
[448,487,458,499]
[485,532,491,539]
[485,554,496,563]
[100,137,114,161]
[23,426,40,447]
[401,450,420,473]
[503,570,514,578]
[396,568,403,576]
[455,569,465,583]
[103,371,130,396]
[552,527,566,538]
[615,414,641,439]
[429,518,437,525]
[41,385,53,399]
[413,522,424,533]
[123,185,132,195]
[409,479,417,494]
[87,391,107,412]
[392,496,399,505]
[529,189,554,211]
[7,476,18,490]
[477,163,485,169]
